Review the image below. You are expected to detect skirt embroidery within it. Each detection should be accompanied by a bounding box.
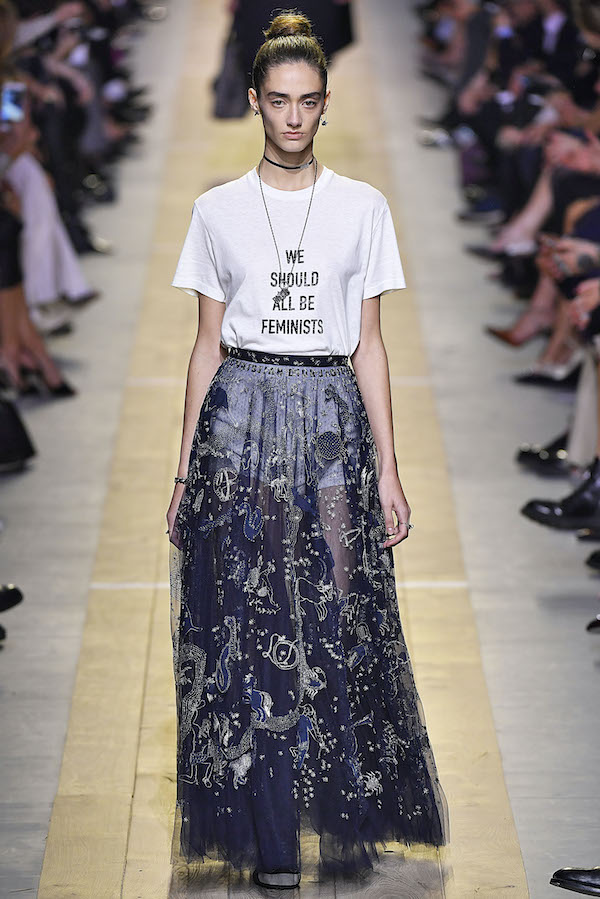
[169,347,448,875]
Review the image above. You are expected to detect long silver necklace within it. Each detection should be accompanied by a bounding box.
[257,156,318,304]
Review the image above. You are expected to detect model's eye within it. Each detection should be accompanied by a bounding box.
[272,99,284,107]
[304,100,317,107]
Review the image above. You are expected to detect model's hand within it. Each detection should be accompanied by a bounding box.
[166,483,186,538]
[378,470,411,548]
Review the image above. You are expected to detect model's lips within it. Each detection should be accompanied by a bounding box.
[283,132,303,138]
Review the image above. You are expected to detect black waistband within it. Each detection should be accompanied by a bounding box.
[226,347,349,367]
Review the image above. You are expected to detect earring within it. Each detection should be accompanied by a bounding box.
[254,109,259,116]
[321,114,328,127]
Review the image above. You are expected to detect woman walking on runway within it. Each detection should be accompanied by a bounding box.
[167,9,448,889]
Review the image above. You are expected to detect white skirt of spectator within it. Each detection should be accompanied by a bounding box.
[5,152,91,307]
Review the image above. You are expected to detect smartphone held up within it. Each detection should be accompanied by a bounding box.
[0,82,27,133]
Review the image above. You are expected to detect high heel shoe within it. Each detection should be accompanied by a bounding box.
[514,348,583,388]
[485,323,552,347]
[21,367,77,399]
[252,869,301,890]
[0,365,40,396]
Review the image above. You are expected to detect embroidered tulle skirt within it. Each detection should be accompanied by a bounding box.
[168,346,449,879]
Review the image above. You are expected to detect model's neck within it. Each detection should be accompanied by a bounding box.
[258,140,319,191]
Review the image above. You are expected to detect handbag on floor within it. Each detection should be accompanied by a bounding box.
[0,396,36,471]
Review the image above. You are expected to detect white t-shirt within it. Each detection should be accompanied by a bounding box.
[171,164,407,356]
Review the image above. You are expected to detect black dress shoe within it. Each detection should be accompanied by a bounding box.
[464,244,506,261]
[0,584,23,613]
[587,616,600,632]
[514,365,581,390]
[516,431,570,477]
[586,549,600,570]
[521,458,600,530]
[550,865,600,894]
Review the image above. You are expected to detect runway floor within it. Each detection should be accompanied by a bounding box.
[1,1,599,897]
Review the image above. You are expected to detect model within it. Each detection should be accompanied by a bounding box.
[166,9,449,890]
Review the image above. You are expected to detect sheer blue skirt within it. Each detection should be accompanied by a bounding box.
[168,347,448,879]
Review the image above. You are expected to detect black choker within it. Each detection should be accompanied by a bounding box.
[262,154,315,171]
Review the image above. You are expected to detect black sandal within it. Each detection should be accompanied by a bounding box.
[252,868,301,890]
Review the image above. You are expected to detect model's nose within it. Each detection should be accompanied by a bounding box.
[287,108,301,126]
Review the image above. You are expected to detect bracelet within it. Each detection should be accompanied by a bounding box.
[174,476,187,484]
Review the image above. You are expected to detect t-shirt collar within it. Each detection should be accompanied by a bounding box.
[249,163,334,200]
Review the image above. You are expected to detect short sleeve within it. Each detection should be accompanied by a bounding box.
[171,202,226,302]
[362,201,407,300]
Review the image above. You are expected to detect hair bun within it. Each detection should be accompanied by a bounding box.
[264,11,313,40]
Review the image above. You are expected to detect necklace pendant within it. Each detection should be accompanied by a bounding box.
[274,285,290,303]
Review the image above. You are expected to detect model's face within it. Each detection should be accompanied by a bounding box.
[253,62,328,154]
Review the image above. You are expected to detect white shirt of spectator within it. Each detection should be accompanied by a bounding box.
[171,165,407,356]
[542,11,567,55]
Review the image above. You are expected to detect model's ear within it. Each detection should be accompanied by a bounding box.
[248,87,259,115]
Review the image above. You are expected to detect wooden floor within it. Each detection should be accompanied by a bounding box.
[35,1,529,896]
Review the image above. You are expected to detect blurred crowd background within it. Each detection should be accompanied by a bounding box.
[413,0,600,632]
[0,0,164,634]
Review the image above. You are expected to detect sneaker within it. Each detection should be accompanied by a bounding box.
[252,869,301,890]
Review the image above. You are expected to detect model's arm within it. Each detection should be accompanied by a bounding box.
[351,296,411,547]
[166,293,226,534]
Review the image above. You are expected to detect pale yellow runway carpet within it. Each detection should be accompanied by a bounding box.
[37,1,528,896]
